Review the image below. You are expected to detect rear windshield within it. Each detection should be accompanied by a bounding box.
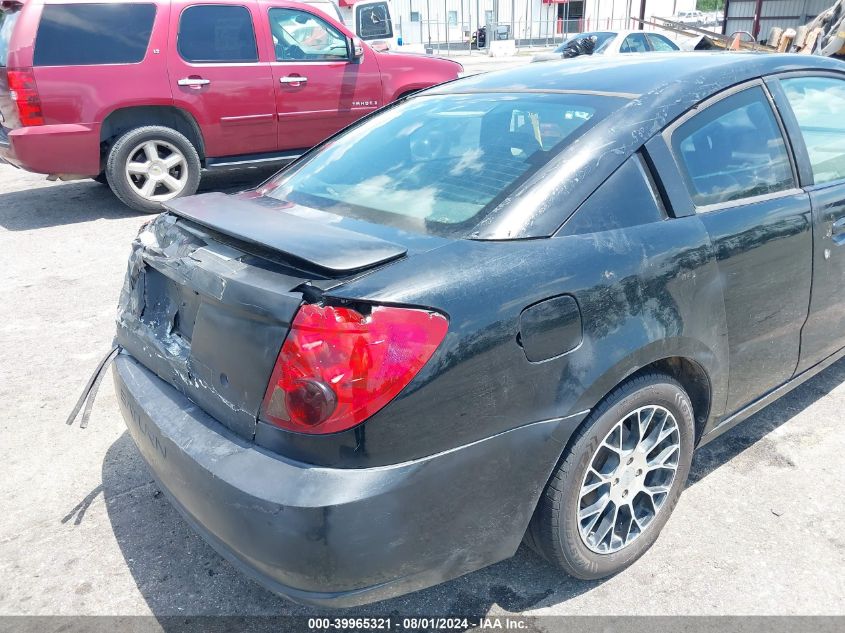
[0,7,20,67]
[263,92,620,237]
[554,32,614,53]
[34,3,156,66]
[356,2,392,40]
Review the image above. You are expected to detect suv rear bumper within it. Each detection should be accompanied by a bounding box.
[0,123,100,175]
[113,352,583,607]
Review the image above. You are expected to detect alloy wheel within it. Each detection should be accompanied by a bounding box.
[124,140,189,202]
[577,405,681,554]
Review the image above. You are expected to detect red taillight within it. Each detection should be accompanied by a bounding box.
[261,304,448,434]
[7,68,45,126]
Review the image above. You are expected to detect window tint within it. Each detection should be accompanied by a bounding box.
[647,34,678,51]
[178,5,257,63]
[270,8,348,61]
[673,86,794,207]
[0,7,21,67]
[560,155,665,235]
[781,76,845,186]
[33,3,155,66]
[621,33,649,53]
[356,2,392,40]
[263,93,623,237]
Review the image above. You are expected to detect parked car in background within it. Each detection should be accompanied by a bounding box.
[532,30,680,62]
[113,52,845,606]
[674,10,706,26]
[0,0,460,212]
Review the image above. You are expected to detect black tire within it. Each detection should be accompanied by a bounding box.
[105,125,201,214]
[528,372,695,580]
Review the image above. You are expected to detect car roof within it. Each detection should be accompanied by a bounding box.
[427,53,845,239]
[433,52,845,100]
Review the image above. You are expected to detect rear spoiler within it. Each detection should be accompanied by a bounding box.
[163,192,407,275]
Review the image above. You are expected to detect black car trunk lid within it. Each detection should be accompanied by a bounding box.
[115,193,409,440]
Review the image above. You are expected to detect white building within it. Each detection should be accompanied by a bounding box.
[391,0,698,45]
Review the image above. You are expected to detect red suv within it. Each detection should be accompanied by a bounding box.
[0,0,461,211]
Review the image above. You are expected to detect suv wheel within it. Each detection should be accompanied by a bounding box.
[528,373,694,579]
[105,126,201,213]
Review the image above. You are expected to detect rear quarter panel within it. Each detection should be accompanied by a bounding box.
[32,0,173,126]
[271,215,729,468]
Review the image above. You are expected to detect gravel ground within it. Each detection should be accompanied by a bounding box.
[1,162,844,620]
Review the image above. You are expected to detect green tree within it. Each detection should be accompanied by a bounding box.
[697,0,726,10]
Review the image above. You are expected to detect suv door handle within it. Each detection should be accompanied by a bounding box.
[177,77,210,87]
[280,76,307,85]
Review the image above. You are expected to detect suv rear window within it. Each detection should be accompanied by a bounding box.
[263,92,621,237]
[33,3,156,66]
[1,7,21,67]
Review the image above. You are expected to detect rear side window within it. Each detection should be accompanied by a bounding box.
[621,33,649,53]
[559,155,665,235]
[647,34,678,51]
[356,2,392,40]
[178,5,258,63]
[0,7,21,67]
[672,86,794,207]
[33,3,156,66]
[781,76,845,186]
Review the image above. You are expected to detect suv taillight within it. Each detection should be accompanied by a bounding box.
[261,304,448,434]
[7,68,44,126]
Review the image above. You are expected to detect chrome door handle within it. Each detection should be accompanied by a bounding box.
[177,78,210,87]
[279,76,307,84]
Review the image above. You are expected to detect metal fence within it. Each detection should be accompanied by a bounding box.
[400,17,654,54]
[391,0,678,55]
[724,0,830,41]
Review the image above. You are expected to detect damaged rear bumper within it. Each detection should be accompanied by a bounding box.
[113,351,584,607]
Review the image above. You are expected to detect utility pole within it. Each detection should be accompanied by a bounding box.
[638,0,646,30]
[752,0,764,39]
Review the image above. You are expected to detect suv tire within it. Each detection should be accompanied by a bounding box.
[105,126,201,213]
[528,373,695,580]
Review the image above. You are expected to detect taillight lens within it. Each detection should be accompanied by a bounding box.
[7,68,45,126]
[261,304,448,434]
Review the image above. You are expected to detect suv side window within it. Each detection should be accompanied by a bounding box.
[621,33,649,53]
[178,5,258,63]
[269,8,349,61]
[33,3,156,66]
[558,154,665,235]
[647,34,678,51]
[672,86,794,207]
[781,76,845,186]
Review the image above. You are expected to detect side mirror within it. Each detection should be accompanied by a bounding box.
[349,36,364,60]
